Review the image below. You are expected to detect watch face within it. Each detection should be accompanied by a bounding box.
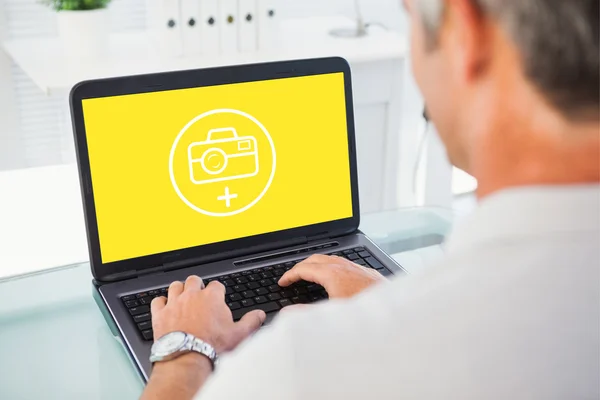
[154,332,186,355]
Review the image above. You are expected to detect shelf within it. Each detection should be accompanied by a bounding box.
[1,16,407,96]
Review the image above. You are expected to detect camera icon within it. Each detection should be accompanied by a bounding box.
[188,127,259,185]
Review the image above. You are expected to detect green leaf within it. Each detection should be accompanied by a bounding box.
[40,0,111,11]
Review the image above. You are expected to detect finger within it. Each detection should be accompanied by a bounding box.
[279,263,326,287]
[151,296,166,313]
[167,280,184,302]
[206,280,226,296]
[184,275,205,292]
[234,310,266,340]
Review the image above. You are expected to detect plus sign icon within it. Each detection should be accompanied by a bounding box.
[169,109,276,217]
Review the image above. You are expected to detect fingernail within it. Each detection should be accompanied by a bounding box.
[259,311,267,322]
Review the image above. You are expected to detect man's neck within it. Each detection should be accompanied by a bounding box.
[473,110,600,199]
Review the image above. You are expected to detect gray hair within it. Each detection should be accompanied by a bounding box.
[417,0,600,121]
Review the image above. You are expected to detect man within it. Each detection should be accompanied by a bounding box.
[142,0,600,398]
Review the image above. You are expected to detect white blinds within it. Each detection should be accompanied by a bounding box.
[1,0,146,169]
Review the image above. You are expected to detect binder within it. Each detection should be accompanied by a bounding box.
[181,0,202,56]
[238,0,258,52]
[146,0,183,58]
[257,0,279,51]
[219,0,239,54]
[199,0,220,55]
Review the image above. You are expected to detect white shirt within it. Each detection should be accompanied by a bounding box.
[197,185,600,400]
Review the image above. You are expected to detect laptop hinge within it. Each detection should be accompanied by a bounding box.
[97,235,326,283]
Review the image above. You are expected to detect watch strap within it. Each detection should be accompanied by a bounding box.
[191,337,218,370]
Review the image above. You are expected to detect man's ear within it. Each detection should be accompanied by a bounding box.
[444,0,492,82]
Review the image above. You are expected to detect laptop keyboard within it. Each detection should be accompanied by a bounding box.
[120,247,393,341]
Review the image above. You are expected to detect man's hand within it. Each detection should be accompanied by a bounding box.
[141,275,266,400]
[151,275,266,353]
[278,254,386,299]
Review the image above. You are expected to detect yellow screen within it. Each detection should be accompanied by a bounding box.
[82,72,353,264]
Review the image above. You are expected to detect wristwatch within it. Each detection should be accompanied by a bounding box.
[149,331,218,369]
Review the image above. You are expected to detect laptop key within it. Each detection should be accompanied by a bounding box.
[241,270,252,276]
[254,296,268,304]
[294,287,308,295]
[364,257,385,270]
[233,284,247,293]
[268,284,281,293]
[232,301,280,321]
[242,291,255,299]
[248,274,261,281]
[148,290,160,296]
[279,299,292,308]
[142,329,153,341]
[281,289,294,298]
[133,313,151,323]
[222,279,235,287]
[229,293,243,302]
[241,298,255,307]
[342,250,354,255]
[138,321,152,331]
[292,295,310,304]
[355,259,367,266]
[255,287,269,296]
[235,277,248,284]
[136,292,149,299]
[358,251,371,258]
[129,305,150,316]
[122,295,135,302]
[306,284,321,292]
[259,279,273,287]
[124,300,139,308]
[267,293,281,301]
[228,302,241,310]
[347,253,360,261]
[247,282,260,290]
[261,271,274,278]
[139,296,152,305]
[225,287,234,295]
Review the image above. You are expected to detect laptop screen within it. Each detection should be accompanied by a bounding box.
[82,72,353,264]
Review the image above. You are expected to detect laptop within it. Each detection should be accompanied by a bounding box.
[70,57,406,381]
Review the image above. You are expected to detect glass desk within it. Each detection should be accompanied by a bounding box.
[0,208,452,400]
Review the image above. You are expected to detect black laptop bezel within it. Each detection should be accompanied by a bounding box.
[70,57,360,282]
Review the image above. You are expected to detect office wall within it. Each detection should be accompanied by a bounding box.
[281,0,407,32]
[0,0,409,171]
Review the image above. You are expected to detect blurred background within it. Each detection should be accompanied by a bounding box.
[0,0,477,277]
